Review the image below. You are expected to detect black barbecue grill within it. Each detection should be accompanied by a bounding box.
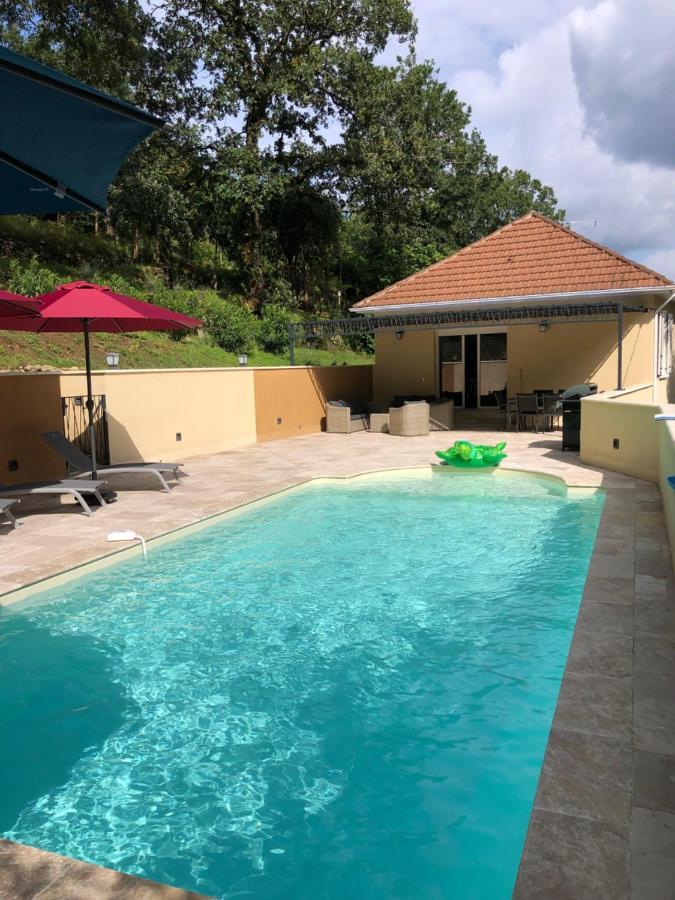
[561,383,597,451]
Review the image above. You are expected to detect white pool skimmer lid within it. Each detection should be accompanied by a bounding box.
[107,530,148,561]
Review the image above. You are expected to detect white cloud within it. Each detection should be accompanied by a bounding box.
[642,249,675,280]
[408,0,675,277]
[569,0,675,167]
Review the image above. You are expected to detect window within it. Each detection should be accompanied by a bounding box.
[479,332,507,361]
[657,311,673,378]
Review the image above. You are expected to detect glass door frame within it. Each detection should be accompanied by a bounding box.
[438,332,466,409]
[436,327,508,409]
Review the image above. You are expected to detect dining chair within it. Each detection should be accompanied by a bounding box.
[516,393,540,432]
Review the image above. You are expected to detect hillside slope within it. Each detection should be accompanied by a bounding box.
[0,218,371,370]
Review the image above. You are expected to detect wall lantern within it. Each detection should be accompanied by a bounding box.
[538,322,549,333]
[395,329,404,340]
[106,350,120,368]
[238,353,249,366]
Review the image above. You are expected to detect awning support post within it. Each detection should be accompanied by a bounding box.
[617,303,624,390]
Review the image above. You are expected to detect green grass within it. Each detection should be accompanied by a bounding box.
[0,329,372,370]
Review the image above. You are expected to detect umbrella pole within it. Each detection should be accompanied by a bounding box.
[82,319,98,479]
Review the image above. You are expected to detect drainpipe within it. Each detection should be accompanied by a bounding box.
[653,292,675,402]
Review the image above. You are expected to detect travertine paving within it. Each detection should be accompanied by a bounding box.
[1,429,674,899]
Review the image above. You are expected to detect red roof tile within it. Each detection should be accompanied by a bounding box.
[353,212,672,309]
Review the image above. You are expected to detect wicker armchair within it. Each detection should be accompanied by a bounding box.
[388,401,430,437]
[326,400,369,434]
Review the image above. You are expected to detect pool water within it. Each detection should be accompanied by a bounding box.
[0,471,603,898]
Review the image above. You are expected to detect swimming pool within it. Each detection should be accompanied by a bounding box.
[0,470,604,898]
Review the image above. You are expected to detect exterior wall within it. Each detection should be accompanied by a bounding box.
[371,313,656,403]
[373,330,436,404]
[0,365,373,483]
[580,394,675,569]
[580,393,660,482]
[254,365,372,442]
[507,313,654,394]
[0,373,65,484]
[659,419,675,566]
[59,368,258,464]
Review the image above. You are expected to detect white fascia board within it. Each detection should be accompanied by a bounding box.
[349,285,675,315]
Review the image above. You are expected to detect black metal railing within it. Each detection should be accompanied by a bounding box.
[62,394,110,466]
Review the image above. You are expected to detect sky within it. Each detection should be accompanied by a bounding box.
[405,0,675,278]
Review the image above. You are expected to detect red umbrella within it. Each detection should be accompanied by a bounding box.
[4,281,201,478]
[0,289,41,318]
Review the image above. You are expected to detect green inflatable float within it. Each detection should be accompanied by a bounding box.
[435,440,507,468]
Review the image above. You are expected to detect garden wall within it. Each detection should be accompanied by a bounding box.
[0,365,372,484]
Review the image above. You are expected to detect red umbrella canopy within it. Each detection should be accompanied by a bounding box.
[7,281,201,332]
[0,289,41,320]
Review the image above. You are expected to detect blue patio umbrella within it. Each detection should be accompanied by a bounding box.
[0,44,165,214]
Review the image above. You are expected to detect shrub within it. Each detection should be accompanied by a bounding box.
[258,304,299,354]
[153,288,259,353]
[5,255,60,296]
[198,295,259,353]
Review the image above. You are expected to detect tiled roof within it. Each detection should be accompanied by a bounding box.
[353,212,672,309]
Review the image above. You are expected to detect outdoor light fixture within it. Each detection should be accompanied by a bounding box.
[395,329,404,340]
[238,353,248,366]
[106,350,120,368]
[538,322,549,333]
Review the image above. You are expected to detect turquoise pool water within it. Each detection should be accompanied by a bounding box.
[0,471,603,898]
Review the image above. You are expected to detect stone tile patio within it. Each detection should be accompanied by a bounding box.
[1,429,674,899]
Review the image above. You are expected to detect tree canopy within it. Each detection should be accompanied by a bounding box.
[0,1,564,316]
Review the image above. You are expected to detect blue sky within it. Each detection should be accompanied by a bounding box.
[406,0,675,277]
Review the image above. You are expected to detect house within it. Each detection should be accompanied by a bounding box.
[351,212,674,412]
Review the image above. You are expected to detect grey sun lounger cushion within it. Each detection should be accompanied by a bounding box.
[0,479,108,517]
[41,431,185,493]
[0,498,18,528]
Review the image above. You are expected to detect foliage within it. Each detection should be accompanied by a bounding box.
[154,289,260,353]
[6,255,59,296]
[0,1,565,332]
[258,304,299,354]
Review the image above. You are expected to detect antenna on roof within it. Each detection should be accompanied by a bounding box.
[565,219,597,229]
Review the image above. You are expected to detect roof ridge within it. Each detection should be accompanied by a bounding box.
[527,211,672,285]
[353,212,536,307]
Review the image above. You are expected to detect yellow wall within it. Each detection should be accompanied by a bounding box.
[0,373,65,484]
[58,368,258,463]
[507,313,653,394]
[580,393,660,482]
[371,313,656,402]
[0,365,374,482]
[658,419,675,566]
[373,330,436,404]
[254,365,372,441]
[580,395,675,569]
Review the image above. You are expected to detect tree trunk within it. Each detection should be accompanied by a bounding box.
[243,108,267,307]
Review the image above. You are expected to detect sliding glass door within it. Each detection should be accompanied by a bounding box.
[438,331,507,409]
[478,333,507,407]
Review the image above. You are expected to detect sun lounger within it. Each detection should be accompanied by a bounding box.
[0,498,18,528]
[0,479,108,517]
[42,431,185,493]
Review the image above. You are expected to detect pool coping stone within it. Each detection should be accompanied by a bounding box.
[513,478,675,900]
